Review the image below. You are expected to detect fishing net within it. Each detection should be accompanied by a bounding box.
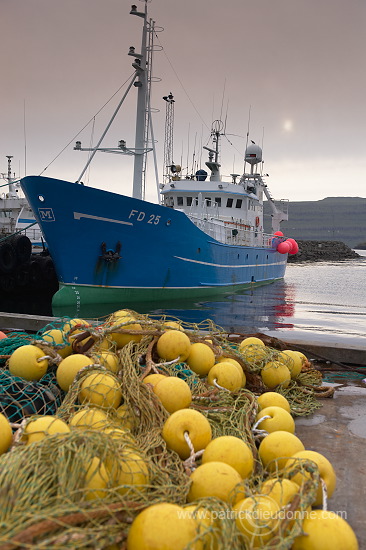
[212,332,332,416]
[0,311,327,549]
[0,369,63,422]
[0,429,188,549]
[0,331,64,422]
[0,331,44,363]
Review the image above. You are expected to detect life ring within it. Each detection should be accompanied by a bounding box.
[255,216,260,227]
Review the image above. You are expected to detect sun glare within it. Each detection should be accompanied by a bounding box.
[283,119,294,132]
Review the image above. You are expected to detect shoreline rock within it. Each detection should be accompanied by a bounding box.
[287,240,361,263]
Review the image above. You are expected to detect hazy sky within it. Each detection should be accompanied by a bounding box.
[1,0,366,203]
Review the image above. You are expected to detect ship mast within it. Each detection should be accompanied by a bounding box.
[131,3,148,200]
[74,2,156,199]
[2,156,18,198]
[204,120,223,181]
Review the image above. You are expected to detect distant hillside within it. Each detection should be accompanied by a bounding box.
[264,197,366,248]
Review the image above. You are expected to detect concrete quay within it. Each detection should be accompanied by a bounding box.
[295,378,366,547]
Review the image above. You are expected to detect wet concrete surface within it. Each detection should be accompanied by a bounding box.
[294,376,366,547]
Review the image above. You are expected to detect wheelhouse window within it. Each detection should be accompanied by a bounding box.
[214,197,221,207]
[235,199,242,208]
[205,197,211,207]
[226,198,233,207]
[186,197,192,206]
[177,196,184,206]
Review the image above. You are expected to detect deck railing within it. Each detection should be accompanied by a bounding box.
[188,214,275,248]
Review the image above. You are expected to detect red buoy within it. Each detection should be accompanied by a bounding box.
[277,241,291,254]
[286,238,299,254]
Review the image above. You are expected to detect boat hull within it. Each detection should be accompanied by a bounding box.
[20,175,287,309]
[53,276,282,307]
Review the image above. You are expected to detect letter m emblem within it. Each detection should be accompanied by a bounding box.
[38,208,55,221]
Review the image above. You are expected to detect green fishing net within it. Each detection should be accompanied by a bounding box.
[0,369,63,422]
[0,332,64,422]
[0,311,327,549]
[0,331,44,362]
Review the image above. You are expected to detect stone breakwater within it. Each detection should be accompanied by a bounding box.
[287,240,361,263]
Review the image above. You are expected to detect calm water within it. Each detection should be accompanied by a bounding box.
[51,252,366,341]
[1,253,365,340]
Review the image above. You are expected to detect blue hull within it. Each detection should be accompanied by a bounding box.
[20,175,287,307]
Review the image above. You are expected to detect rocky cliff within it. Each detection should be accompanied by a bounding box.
[287,240,361,263]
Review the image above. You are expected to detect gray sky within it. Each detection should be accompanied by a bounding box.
[1,0,366,203]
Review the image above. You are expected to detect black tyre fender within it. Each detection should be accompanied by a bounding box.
[28,259,43,286]
[0,242,17,273]
[9,234,32,265]
[15,266,30,287]
[0,273,16,292]
[43,257,57,283]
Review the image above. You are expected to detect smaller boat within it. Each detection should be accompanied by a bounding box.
[15,204,44,251]
[0,156,49,292]
[0,156,43,248]
[0,156,26,239]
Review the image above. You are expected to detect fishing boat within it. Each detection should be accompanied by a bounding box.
[1,155,43,247]
[1,157,36,239]
[20,2,294,310]
[0,156,43,271]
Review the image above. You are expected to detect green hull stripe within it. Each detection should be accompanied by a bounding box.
[52,279,282,310]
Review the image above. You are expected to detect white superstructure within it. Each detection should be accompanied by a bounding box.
[160,124,288,248]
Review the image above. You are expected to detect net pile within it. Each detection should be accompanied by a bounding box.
[0,311,327,549]
[215,334,329,416]
[0,369,63,422]
[0,332,42,359]
[0,332,64,422]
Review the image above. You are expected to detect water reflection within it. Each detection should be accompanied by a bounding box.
[52,279,296,333]
[4,259,363,338]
